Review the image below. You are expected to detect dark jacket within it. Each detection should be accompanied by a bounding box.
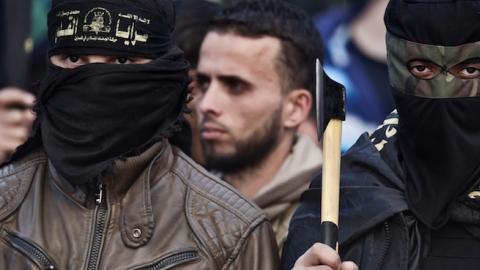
[0,141,279,269]
[282,113,422,270]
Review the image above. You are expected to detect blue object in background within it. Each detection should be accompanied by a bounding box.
[315,4,394,151]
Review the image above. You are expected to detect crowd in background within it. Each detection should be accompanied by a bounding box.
[0,0,391,151]
[0,0,391,262]
[0,0,390,269]
[2,0,480,269]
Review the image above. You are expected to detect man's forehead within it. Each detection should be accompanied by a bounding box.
[201,32,280,59]
[198,32,281,78]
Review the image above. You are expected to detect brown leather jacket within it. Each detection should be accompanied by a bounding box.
[0,142,279,269]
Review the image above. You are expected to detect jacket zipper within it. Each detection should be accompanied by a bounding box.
[374,221,392,270]
[137,250,199,270]
[85,183,109,270]
[3,231,57,269]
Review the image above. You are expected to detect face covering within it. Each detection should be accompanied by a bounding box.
[37,55,189,186]
[387,33,480,228]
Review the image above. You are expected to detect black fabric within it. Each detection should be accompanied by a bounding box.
[168,119,192,156]
[37,51,188,186]
[282,111,480,270]
[384,0,480,46]
[421,222,480,269]
[394,90,480,228]
[281,118,411,270]
[48,0,175,58]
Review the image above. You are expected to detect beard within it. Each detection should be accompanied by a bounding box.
[202,105,283,174]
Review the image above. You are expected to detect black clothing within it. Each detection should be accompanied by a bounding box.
[422,222,480,269]
[4,0,194,180]
[394,90,480,228]
[385,0,480,46]
[48,0,176,58]
[281,112,480,270]
[37,52,189,186]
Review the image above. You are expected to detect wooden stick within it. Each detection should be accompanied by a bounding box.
[321,118,342,250]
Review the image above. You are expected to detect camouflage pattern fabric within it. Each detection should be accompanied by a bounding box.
[387,33,480,98]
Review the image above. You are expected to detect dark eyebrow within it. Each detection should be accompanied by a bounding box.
[195,72,210,80]
[407,58,439,65]
[217,75,250,86]
[458,57,480,65]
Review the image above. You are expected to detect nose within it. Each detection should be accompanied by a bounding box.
[197,80,223,118]
[86,55,110,64]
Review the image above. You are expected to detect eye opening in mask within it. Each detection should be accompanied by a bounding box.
[406,59,442,80]
[50,54,153,69]
[448,58,480,80]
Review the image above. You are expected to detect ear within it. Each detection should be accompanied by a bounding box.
[283,89,312,129]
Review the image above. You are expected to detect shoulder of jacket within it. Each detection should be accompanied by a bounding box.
[369,111,399,152]
[170,149,268,267]
[0,150,47,221]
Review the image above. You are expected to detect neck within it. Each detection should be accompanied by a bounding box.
[224,134,294,200]
[350,0,388,63]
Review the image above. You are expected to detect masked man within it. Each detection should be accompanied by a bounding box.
[0,0,279,269]
[283,0,480,269]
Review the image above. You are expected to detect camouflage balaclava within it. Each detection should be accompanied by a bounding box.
[385,0,480,228]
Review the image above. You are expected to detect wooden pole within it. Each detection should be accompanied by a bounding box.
[320,118,342,250]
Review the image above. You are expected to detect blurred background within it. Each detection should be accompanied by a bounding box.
[0,0,356,90]
[0,0,392,151]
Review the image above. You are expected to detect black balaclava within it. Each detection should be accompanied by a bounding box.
[385,0,480,228]
[32,0,189,187]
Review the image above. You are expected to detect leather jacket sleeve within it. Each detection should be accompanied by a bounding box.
[229,221,280,270]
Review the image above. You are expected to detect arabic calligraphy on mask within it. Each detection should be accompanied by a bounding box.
[55,7,150,46]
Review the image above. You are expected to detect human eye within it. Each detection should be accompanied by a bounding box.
[450,60,480,79]
[67,55,80,63]
[195,74,211,93]
[459,66,480,79]
[115,57,131,64]
[407,60,440,80]
[65,55,88,66]
[114,57,152,65]
[50,54,87,68]
[223,77,249,94]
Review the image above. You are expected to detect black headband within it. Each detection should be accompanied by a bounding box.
[385,0,480,46]
[48,0,173,57]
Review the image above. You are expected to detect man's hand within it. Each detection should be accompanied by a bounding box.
[0,88,36,163]
[292,243,358,270]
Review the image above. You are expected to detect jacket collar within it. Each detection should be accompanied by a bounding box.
[49,141,166,206]
[253,135,323,219]
[119,141,174,248]
[49,140,175,248]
